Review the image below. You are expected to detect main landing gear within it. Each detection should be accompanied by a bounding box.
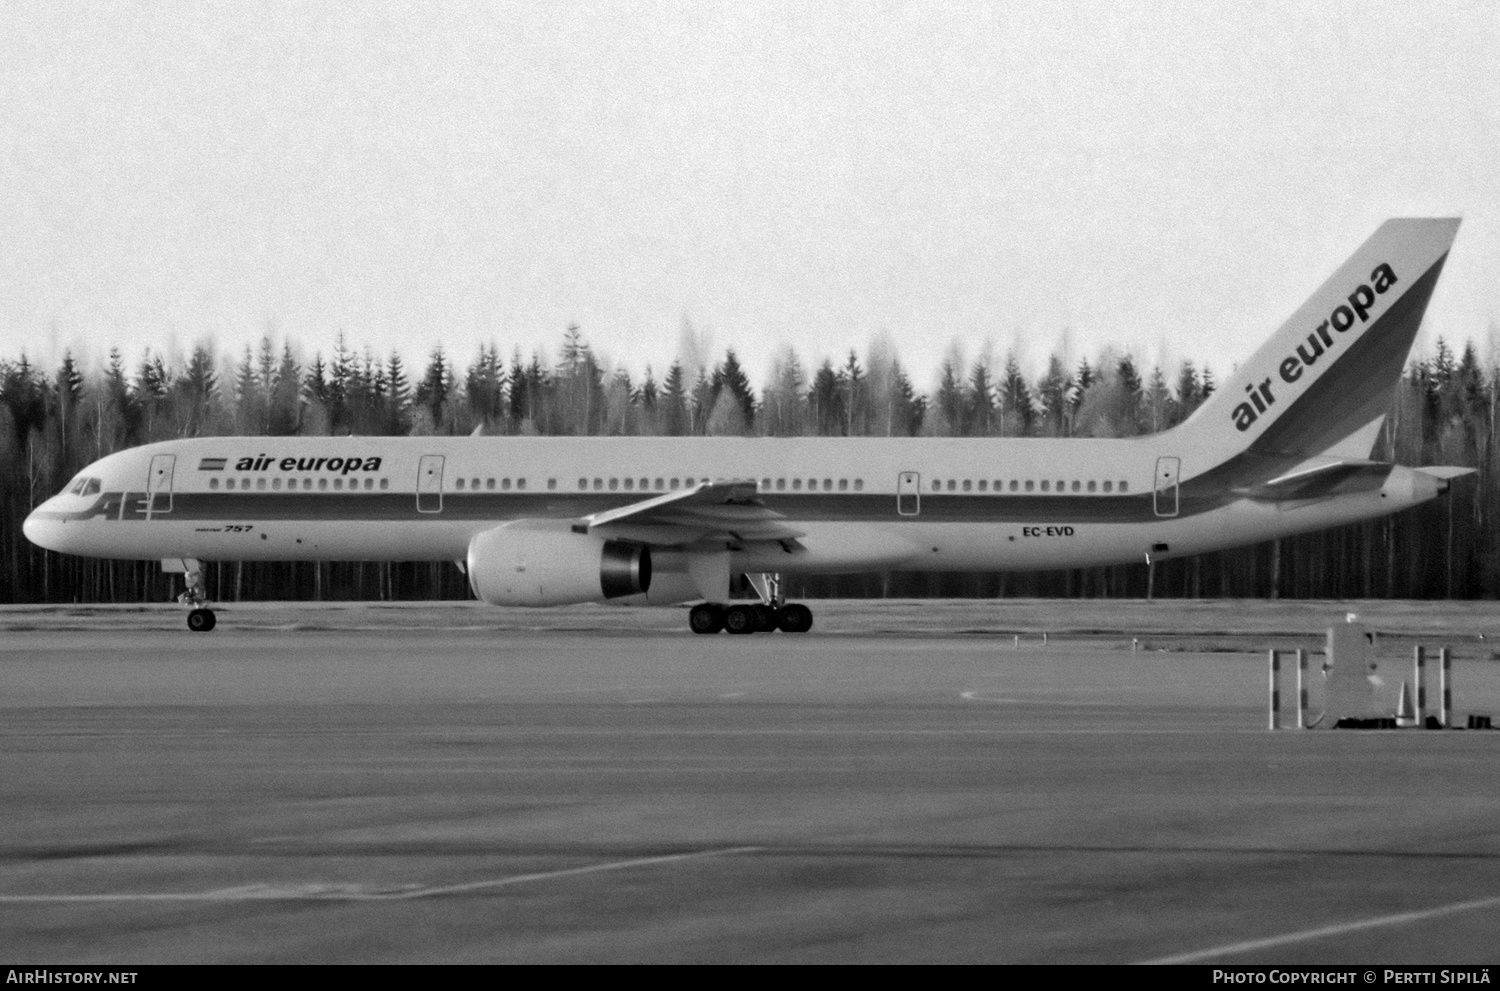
[175,561,217,632]
[689,573,813,635]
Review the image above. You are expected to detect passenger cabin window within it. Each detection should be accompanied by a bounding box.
[548,478,557,490]
[380,478,389,490]
[1120,481,1129,492]
[456,478,465,490]
[209,478,219,490]
[793,479,803,491]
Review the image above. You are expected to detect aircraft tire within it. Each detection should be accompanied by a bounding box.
[187,608,217,633]
[689,603,724,635]
[724,604,758,635]
[754,604,780,632]
[778,603,813,634]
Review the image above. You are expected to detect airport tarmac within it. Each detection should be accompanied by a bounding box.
[2,600,1499,964]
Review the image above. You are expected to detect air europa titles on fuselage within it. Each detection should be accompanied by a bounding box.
[1230,262,1399,432]
[224,455,384,476]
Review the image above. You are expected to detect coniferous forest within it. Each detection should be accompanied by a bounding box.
[1,326,1495,605]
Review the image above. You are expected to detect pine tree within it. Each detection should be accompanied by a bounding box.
[1000,352,1033,437]
[933,359,964,437]
[1115,355,1144,434]
[1145,364,1172,433]
[842,350,865,436]
[1037,354,1071,437]
[1174,360,1203,424]
[414,345,449,431]
[386,351,411,435]
[660,361,689,436]
[809,360,844,436]
[967,357,996,437]
[268,343,301,435]
[716,350,756,432]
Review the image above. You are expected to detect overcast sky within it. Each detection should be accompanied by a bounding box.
[2,0,1496,389]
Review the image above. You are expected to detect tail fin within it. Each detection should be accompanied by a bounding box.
[1176,218,1460,462]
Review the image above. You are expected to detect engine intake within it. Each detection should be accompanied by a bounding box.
[467,523,651,606]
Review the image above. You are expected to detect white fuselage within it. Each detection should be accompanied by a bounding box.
[23,434,1444,578]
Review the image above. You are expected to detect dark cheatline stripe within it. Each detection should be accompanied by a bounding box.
[48,489,1197,526]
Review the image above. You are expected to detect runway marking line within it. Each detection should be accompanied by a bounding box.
[1138,893,1500,964]
[0,846,763,905]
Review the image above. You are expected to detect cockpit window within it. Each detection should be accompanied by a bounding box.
[81,478,101,496]
[65,476,101,496]
[67,478,86,495]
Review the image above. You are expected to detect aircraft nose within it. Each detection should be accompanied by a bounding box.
[23,504,60,551]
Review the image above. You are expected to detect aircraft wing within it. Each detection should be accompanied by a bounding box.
[575,479,805,546]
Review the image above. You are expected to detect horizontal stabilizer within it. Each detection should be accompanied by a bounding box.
[1416,466,1477,481]
[1234,459,1388,501]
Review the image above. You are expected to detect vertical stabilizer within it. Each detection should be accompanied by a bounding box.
[1175,219,1460,463]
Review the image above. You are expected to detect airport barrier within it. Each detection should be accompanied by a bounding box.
[1268,636,1490,731]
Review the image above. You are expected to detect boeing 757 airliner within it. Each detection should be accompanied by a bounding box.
[24,219,1470,633]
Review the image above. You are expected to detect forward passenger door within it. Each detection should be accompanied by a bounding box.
[147,455,175,518]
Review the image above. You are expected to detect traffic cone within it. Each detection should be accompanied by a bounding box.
[1395,680,1417,728]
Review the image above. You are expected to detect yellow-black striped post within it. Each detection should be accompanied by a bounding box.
[1296,648,1308,730]
[1414,645,1427,726]
[1440,647,1452,728]
[1268,650,1281,730]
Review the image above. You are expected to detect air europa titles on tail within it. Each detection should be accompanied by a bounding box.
[1231,262,1399,432]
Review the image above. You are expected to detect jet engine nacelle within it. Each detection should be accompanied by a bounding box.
[466,522,651,606]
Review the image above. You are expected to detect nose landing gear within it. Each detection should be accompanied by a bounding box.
[171,559,217,632]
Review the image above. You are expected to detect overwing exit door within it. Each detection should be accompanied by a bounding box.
[897,472,920,516]
[417,455,445,513]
